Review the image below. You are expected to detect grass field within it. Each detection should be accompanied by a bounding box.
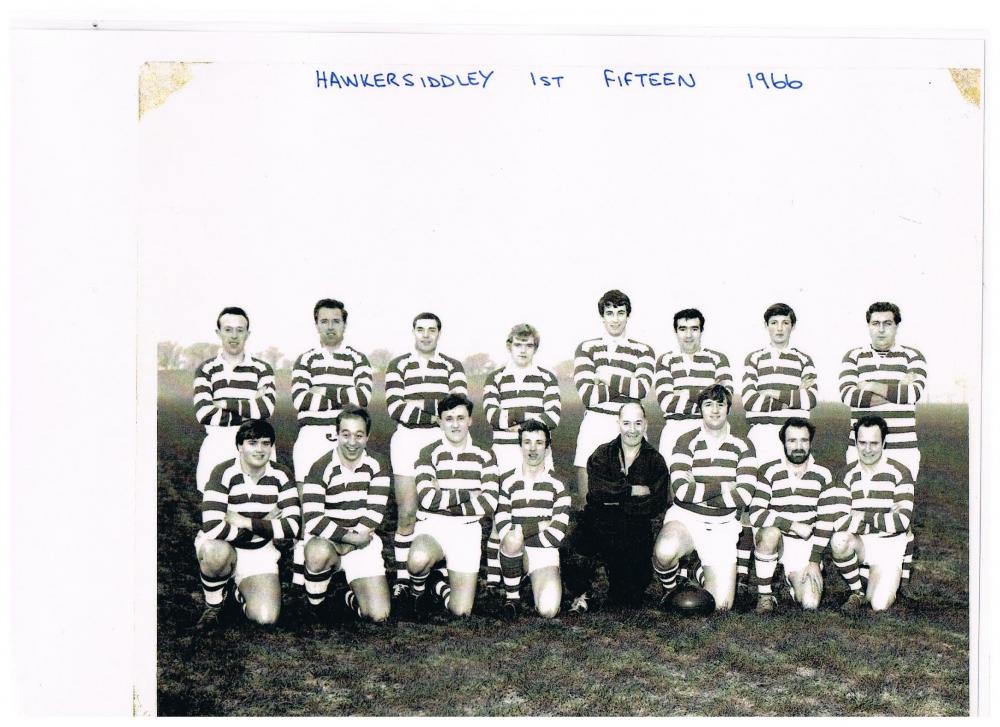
[156,371,970,716]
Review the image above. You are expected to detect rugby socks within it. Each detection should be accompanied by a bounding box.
[485,530,502,586]
[901,536,915,583]
[304,566,333,606]
[433,580,452,610]
[394,531,415,584]
[410,569,430,598]
[736,525,754,580]
[832,551,864,593]
[200,571,230,607]
[499,550,523,601]
[753,551,779,596]
[343,588,363,618]
[653,561,679,594]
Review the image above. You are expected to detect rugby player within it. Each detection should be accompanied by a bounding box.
[384,312,467,599]
[193,306,276,492]
[748,417,839,613]
[290,299,373,482]
[300,406,391,623]
[195,419,300,629]
[830,415,915,613]
[494,421,571,620]
[652,384,756,611]
[573,290,655,506]
[405,394,499,618]
[741,303,818,467]
[563,402,670,613]
[654,308,733,461]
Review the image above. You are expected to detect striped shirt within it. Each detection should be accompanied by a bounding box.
[840,456,915,537]
[655,348,733,422]
[749,457,839,563]
[414,438,500,525]
[839,344,927,449]
[193,353,276,428]
[385,352,467,428]
[574,336,655,416]
[494,470,572,548]
[200,459,300,549]
[291,345,374,427]
[483,364,561,446]
[302,449,391,541]
[741,346,818,427]
[670,426,757,520]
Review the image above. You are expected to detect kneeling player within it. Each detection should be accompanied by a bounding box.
[406,394,499,617]
[830,415,914,613]
[748,417,838,613]
[195,419,300,629]
[652,384,756,611]
[494,421,571,620]
[301,407,391,623]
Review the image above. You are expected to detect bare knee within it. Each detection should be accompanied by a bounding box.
[870,592,896,612]
[830,532,853,557]
[198,540,234,577]
[755,527,782,554]
[304,539,336,572]
[653,537,680,568]
[365,602,391,623]
[500,530,524,556]
[536,596,560,619]
[245,601,280,625]
[407,548,433,575]
[396,511,416,534]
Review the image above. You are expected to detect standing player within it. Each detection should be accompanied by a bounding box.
[654,308,733,461]
[652,384,756,612]
[195,419,300,629]
[830,415,914,612]
[193,306,276,492]
[300,407,392,623]
[839,301,925,585]
[573,290,655,505]
[384,312,467,599]
[562,402,670,613]
[494,421,572,620]
[290,299,373,483]
[405,394,499,618]
[748,417,839,613]
[741,303,818,467]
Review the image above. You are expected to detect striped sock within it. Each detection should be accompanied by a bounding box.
[653,561,679,593]
[200,571,230,607]
[901,535,915,583]
[500,550,523,601]
[344,588,363,618]
[410,570,430,598]
[394,532,415,583]
[304,566,333,606]
[736,525,754,579]
[694,565,705,587]
[754,552,779,596]
[434,580,452,610]
[833,551,864,593]
[485,530,502,586]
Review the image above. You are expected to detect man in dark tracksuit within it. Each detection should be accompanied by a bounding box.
[563,402,670,611]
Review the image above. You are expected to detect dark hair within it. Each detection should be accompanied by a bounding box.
[506,323,540,349]
[853,414,889,442]
[866,302,901,325]
[216,306,249,331]
[235,419,275,446]
[412,312,442,330]
[518,419,552,448]
[438,392,474,417]
[779,416,815,444]
[336,405,371,435]
[313,298,348,324]
[695,383,731,411]
[763,302,796,327]
[598,289,631,316]
[673,308,705,331]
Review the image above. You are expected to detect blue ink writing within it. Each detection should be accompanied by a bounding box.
[746,72,803,90]
[317,69,493,90]
[602,69,696,88]
[530,72,564,87]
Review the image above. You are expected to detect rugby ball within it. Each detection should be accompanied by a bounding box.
[668,585,715,615]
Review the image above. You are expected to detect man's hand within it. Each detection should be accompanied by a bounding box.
[902,372,919,386]
[342,529,373,548]
[264,505,282,520]
[789,522,812,539]
[630,485,651,497]
[860,381,890,397]
[801,374,817,389]
[595,365,613,385]
[309,385,327,397]
[224,511,253,530]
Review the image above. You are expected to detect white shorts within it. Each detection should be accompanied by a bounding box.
[492,443,554,478]
[414,516,483,573]
[390,426,442,476]
[747,424,785,468]
[846,446,920,480]
[197,426,276,492]
[663,505,741,569]
[293,425,338,481]
[658,419,702,463]
[753,529,811,575]
[860,532,908,572]
[524,545,559,574]
[194,531,280,586]
[574,411,620,467]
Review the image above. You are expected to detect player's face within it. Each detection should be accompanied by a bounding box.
[519,430,549,468]
[766,314,794,347]
[316,307,346,348]
[439,405,472,445]
[238,436,273,470]
[216,314,249,357]
[700,397,729,431]
[855,425,885,466]
[337,416,368,463]
[868,311,897,351]
[601,304,629,337]
[618,403,647,447]
[783,426,812,464]
[675,318,703,354]
[507,336,537,367]
[413,319,440,354]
